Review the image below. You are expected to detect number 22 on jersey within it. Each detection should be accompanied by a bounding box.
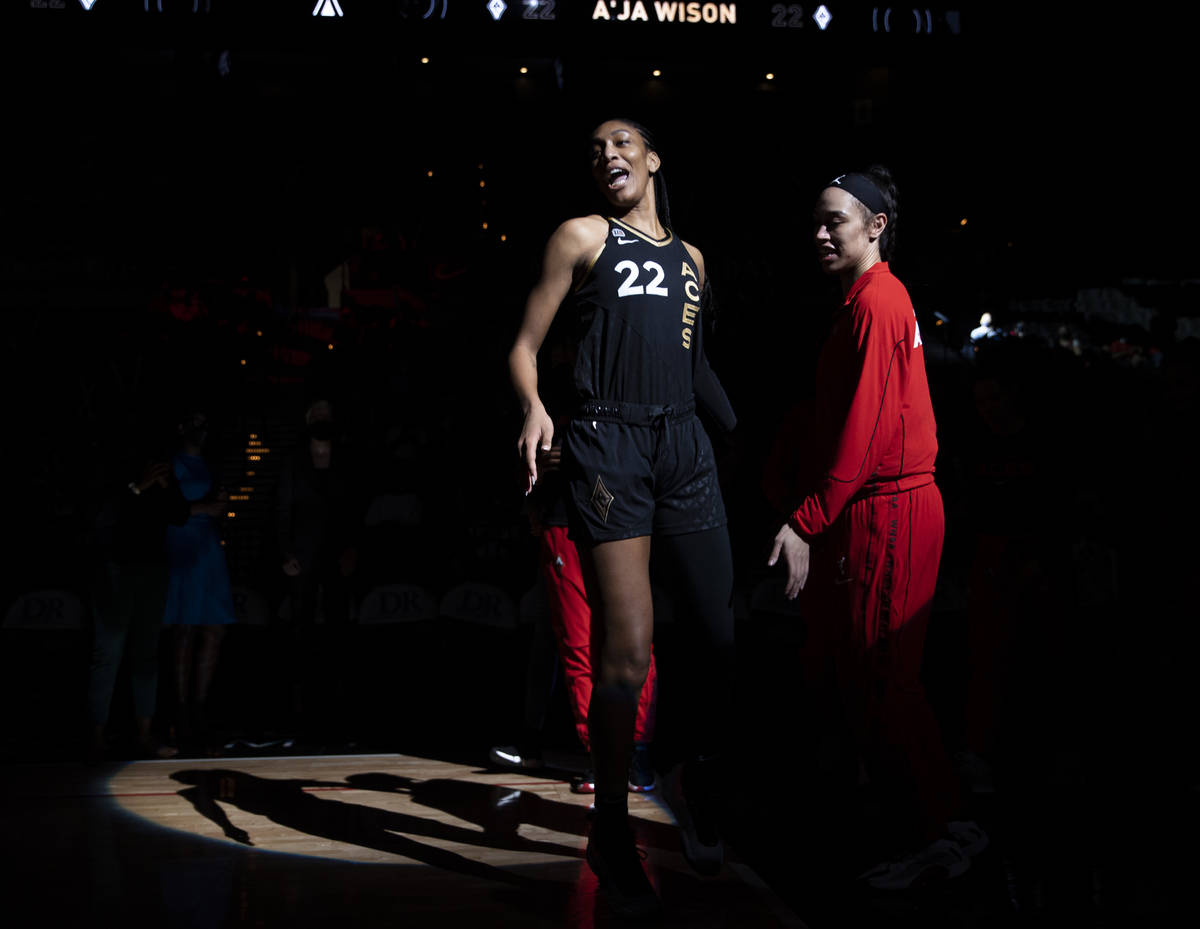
[614,260,668,297]
[614,259,699,350]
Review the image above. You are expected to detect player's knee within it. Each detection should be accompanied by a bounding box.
[613,649,652,691]
[596,643,650,689]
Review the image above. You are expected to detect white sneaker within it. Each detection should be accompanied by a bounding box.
[860,838,970,890]
[947,819,989,858]
[487,745,542,769]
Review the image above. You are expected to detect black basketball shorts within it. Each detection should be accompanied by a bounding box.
[564,399,727,545]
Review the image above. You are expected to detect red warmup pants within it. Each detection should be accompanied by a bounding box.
[815,483,960,842]
[541,525,657,751]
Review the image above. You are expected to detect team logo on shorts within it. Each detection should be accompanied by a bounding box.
[590,475,615,523]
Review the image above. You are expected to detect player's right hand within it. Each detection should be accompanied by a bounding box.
[537,442,562,474]
[517,404,554,495]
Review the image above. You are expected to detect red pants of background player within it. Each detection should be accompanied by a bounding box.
[816,483,960,842]
[541,526,656,750]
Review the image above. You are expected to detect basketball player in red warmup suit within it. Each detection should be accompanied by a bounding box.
[768,167,987,890]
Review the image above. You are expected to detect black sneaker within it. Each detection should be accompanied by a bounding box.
[586,816,661,918]
[628,744,657,793]
[570,768,597,794]
[662,760,724,876]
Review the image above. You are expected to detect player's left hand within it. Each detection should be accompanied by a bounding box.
[768,523,810,599]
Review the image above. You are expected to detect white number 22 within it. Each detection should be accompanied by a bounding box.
[615,260,669,298]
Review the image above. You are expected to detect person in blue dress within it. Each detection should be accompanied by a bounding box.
[162,409,236,752]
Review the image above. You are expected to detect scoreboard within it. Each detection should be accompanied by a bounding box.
[12,2,969,43]
[6,2,996,95]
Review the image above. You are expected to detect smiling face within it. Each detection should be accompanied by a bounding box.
[590,120,660,213]
[812,186,887,289]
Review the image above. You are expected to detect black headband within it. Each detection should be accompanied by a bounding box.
[827,173,888,217]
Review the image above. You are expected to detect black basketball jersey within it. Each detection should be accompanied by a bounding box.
[571,217,703,407]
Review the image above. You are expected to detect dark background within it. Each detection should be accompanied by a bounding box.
[2,0,1195,756]
[5,2,1193,286]
[2,0,1194,726]
[0,3,1195,922]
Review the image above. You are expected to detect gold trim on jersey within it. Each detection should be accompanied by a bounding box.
[573,240,608,293]
[609,216,674,247]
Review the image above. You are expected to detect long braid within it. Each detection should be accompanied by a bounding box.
[652,167,671,231]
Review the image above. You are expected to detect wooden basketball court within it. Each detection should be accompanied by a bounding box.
[3,752,808,928]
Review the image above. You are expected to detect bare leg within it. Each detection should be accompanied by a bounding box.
[580,535,660,916]
[580,536,654,810]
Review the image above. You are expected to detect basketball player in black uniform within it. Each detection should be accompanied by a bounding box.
[509,119,736,917]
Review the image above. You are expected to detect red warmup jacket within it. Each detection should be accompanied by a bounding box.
[787,262,938,540]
